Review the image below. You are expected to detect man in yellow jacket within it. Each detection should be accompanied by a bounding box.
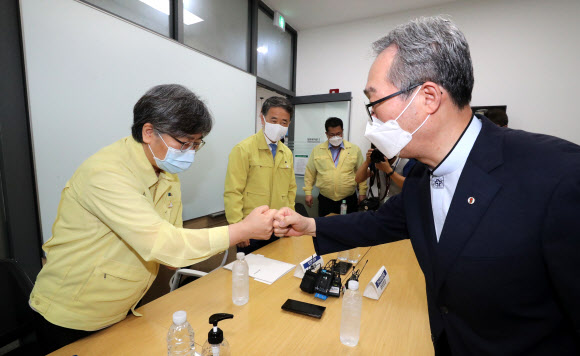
[30,84,276,354]
[304,117,367,217]
[224,97,297,253]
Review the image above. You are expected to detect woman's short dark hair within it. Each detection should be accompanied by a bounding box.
[325,117,343,131]
[261,96,294,118]
[131,84,213,142]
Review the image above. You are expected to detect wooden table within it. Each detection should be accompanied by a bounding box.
[51,236,433,355]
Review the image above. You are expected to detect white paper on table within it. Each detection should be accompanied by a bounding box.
[363,266,389,300]
[294,155,308,175]
[224,254,295,285]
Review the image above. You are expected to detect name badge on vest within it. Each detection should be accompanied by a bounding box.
[431,176,444,189]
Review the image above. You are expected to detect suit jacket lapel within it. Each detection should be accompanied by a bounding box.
[416,169,437,291]
[433,117,504,296]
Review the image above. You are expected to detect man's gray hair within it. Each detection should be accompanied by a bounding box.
[373,16,474,108]
[261,96,294,118]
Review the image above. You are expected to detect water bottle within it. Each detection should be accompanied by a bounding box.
[347,248,361,264]
[232,252,249,305]
[167,310,195,356]
[340,200,347,215]
[340,280,362,347]
[337,250,348,261]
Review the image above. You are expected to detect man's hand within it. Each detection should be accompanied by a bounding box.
[359,194,366,203]
[229,206,277,246]
[305,195,313,208]
[365,148,373,164]
[243,205,277,239]
[375,158,393,174]
[273,207,316,237]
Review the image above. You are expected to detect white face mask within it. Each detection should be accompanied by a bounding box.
[364,86,431,159]
[148,133,195,174]
[263,121,288,142]
[328,136,343,146]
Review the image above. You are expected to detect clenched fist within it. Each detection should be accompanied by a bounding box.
[228,206,277,246]
[273,207,316,237]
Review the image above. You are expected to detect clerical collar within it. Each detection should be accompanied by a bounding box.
[431,115,482,177]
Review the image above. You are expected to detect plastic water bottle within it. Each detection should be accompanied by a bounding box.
[340,280,362,347]
[337,250,348,261]
[340,200,347,215]
[348,248,361,264]
[232,252,249,305]
[167,310,195,356]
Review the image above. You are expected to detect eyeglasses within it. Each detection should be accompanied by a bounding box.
[162,132,206,152]
[326,132,343,137]
[365,83,423,122]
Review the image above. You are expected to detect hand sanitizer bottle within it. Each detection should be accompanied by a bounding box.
[201,313,233,356]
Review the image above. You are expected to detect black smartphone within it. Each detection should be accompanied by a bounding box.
[338,261,352,275]
[281,299,326,319]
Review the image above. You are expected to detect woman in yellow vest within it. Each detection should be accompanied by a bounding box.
[30,84,276,353]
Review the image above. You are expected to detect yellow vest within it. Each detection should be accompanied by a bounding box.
[30,137,229,331]
[303,140,367,201]
[224,130,296,224]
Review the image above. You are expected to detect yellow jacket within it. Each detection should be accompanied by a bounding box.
[30,137,229,331]
[224,130,296,224]
[303,140,367,201]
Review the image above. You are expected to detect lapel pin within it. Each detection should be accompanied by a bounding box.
[467,197,475,205]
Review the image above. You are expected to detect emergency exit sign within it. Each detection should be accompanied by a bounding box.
[273,11,285,31]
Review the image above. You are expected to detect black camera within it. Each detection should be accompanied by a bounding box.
[370,146,385,164]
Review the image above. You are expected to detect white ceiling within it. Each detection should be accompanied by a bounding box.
[262,0,462,31]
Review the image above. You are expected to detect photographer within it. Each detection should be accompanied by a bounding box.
[355,147,414,203]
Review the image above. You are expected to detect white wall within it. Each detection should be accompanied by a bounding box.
[296,0,580,155]
[21,0,256,241]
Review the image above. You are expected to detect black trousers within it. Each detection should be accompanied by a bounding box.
[433,330,452,356]
[237,233,279,255]
[33,311,95,354]
[318,192,358,217]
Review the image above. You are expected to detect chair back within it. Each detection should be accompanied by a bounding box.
[0,259,35,347]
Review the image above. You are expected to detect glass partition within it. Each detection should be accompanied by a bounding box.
[257,8,293,90]
[83,0,171,36]
[183,0,249,71]
[290,100,351,217]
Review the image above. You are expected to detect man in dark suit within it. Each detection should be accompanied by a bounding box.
[272,16,580,355]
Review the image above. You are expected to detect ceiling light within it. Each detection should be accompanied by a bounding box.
[183,11,203,25]
[139,0,169,15]
[139,0,204,25]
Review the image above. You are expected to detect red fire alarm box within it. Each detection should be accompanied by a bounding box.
[329,89,339,94]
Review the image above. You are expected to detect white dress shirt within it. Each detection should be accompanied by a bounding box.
[430,116,482,242]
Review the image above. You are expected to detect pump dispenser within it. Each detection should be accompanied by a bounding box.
[201,313,233,356]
